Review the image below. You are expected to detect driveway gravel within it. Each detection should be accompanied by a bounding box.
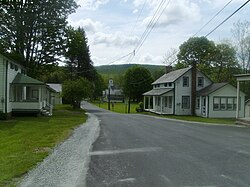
[19,113,100,187]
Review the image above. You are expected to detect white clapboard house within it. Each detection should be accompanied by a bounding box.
[143,66,245,118]
[0,53,55,119]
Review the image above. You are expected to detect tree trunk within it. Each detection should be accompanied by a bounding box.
[128,97,131,113]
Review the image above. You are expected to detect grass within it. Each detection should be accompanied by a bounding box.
[141,112,235,125]
[0,105,87,187]
[92,101,235,125]
[92,101,139,114]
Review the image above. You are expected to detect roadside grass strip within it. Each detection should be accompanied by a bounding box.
[140,112,235,125]
[0,105,87,186]
[92,101,138,114]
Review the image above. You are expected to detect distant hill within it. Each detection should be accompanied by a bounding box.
[95,64,165,78]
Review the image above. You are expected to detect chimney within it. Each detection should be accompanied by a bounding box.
[165,66,173,74]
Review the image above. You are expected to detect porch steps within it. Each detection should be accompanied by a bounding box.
[41,108,51,116]
[235,118,250,126]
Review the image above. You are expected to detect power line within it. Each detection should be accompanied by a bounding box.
[193,0,233,37]
[166,0,248,67]
[206,0,250,37]
[135,0,171,54]
[128,0,249,86]
[130,0,169,62]
[134,0,166,48]
[128,0,148,38]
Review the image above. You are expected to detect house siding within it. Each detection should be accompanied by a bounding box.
[0,56,5,113]
[174,70,212,115]
[208,84,245,118]
[6,60,22,113]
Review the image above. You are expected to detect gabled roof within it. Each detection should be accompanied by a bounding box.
[197,83,228,96]
[143,88,173,96]
[47,84,62,93]
[152,66,192,85]
[12,73,44,85]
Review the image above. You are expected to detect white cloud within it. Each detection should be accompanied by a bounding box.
[92,32,139,47]
[68,18,105,34]
[138,53,164,65]
[142,0,201,28]
[133,9,139,14]
[76,0,109,10]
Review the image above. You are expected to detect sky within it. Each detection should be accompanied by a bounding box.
[68,0,250,67]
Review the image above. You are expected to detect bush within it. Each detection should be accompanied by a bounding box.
[136,102,144,112]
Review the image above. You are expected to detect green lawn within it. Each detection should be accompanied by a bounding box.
[0,105,87,187]
[141,112,235,125]
[92,101,138,114]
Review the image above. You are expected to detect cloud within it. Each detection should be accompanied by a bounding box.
[76,0,109,10]
[68,18,104,34]
[92,32,139,47]
[133,9,139,14]
[138,53,164,65]
[141,0,201,28]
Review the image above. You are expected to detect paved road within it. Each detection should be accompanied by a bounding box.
[83,102,250,187]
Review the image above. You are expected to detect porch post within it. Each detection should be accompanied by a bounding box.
[236,81,240,119]
[143,96,146,110]
[160,96,163,114]
[206,96,209,118]
[23,86,27,100]
[152,96,155,110]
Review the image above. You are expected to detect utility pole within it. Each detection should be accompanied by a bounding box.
[191,61,197,116]
[108,79,113,110]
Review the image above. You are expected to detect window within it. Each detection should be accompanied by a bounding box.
[14,65,18,71]
[164,83,168,87]
[220,98,227,110]
[196,97,200,109]
[164,97,168,107]
[182,96,190,109]
[10,63,15,69]
[164,96,172,108]
[213,97,220,110]
[168,83,172,87]
[183,76,189,87]
[198,77,204,87]
[156,96,161,106]
[32,90,38,99]
[21,69,26,74]
[169,96,172,108]
[213,97,240,111]
[227,98,234,110]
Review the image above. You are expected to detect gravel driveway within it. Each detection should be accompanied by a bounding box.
[19,113,100,187]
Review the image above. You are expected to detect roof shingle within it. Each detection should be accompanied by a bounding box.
[152,67,191,84]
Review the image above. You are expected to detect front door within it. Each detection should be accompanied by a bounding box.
[202,97,206,116]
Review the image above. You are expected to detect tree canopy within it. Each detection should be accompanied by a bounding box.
[65,27,96,81]
[177,37,216,76]
[123,66,153,102]
[176,37,241,85]
[62,78,93,109]
[231,20,250,73]
[0,0,78,68]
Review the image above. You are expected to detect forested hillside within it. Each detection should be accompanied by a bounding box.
[96,64,165,79]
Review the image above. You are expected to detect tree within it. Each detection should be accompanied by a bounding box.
[231,20,250,73]
[211,43,241,84]
[177,37,216,76]
[65,27,96,81]
[62,78,93,109]
[177,37,216,115]
[0,0,78,69]
[163,48,178,65]
[123,66,153,113]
